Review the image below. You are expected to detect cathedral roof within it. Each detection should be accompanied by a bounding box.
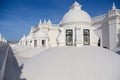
[21,46,120,80]
[60,1,91,25]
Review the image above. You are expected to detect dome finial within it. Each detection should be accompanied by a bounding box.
[71,1,82,10]
[74,1,78,5]
[112,2,116,10]
[47,19,52,25]
[43,19,46,24]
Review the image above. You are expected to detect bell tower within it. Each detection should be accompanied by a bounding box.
[108,3,120,49]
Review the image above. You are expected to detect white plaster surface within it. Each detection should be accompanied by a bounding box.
[21,46,120,80]
[12,45,49,58]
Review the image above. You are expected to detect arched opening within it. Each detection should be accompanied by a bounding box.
[98,38,101,46]
[42,40,46,47]
[25,41,27,45]
[83,29,90,45]
[66,29,73,46]
[34,40,37,47]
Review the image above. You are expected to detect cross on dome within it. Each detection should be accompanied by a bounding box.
[70,1,82,10]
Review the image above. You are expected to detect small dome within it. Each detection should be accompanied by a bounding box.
[34,29,48,38]
[21,46,120,80]
[60,2,91,25]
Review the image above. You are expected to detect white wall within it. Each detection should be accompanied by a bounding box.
[48,28,59,47]
[109,19,118,49]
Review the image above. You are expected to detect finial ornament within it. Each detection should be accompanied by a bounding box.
[112,2,116,10]
[43,19,46,24]
[47,19,52,24]
[39,19,42,24]
[71,1,82,10]
[74,1,79,5]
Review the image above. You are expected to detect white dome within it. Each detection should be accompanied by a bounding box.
[34,29,48,38]
[22,46,120,80]
[60,2,91,25]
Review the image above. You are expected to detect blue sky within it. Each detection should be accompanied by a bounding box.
[0,0,120,42]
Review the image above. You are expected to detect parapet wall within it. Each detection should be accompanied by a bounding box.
[0,42,9,80]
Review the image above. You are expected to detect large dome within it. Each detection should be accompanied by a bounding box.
[60,2,91,25]
[21,46,120,80]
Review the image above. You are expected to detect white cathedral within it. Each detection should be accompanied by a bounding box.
[19,1,120,50]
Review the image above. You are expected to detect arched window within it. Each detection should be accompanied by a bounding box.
[83,29,90,45]
[66,29,73,46]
